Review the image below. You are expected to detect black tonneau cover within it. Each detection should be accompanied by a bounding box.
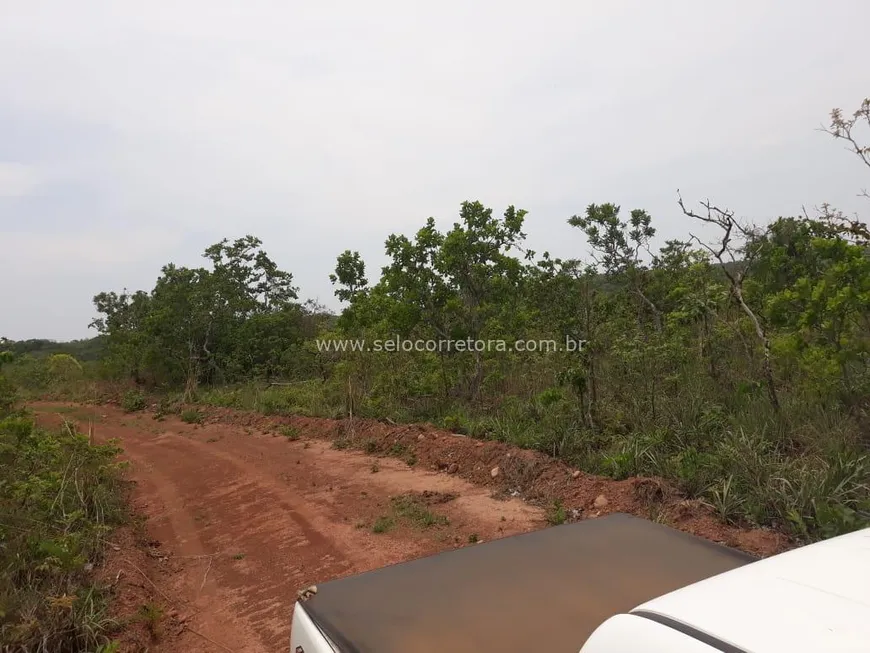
[302,514,755,653]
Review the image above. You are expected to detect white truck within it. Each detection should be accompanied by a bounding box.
[290,513,870,653]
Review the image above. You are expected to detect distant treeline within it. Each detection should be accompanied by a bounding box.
[1,336,106,361]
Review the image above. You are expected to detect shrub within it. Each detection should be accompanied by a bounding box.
[441,413,468,434]
[0,414,126,650]
[121,389,147,413]
[391,495,448,528]
[546,499,568,526]
[371,515,394,534]
[179,409,203,424]
[0,374,17,415]
[278,425,300,440]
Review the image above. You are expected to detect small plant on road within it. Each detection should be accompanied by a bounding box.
[547,499,567,526]
[372,515,395,534]
[392,495,448,529]
[138,602,164,640]
[180,408,203,424]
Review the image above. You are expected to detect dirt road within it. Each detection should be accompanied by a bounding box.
[35,404,544,652]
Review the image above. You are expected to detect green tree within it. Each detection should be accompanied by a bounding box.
[90,290,152,381]
[569,203,662,331]
[752,218,870,398]
[92,236,301,394]
[330,250,368,302]
[378,201,531,398]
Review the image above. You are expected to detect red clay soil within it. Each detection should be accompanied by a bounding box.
[33,402,789,653]
[195,404,790,555]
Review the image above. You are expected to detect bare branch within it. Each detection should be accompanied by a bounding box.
[820,97,870,171]
[816,202,870,245]
[678,191,780,411]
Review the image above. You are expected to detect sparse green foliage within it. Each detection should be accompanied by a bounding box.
[121,389,147,413]
[0,373,17,415]
[0,407,126,651]
[179,408,203,424]
[0,350,15,369]
[137,602,164,640]
[278,425,300,440]
[546,499,568,526]
[391,495,449,529]
[706,475,745,524]
[371,515,395,534]
[330,250,369,303]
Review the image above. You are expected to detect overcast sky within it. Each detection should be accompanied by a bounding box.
[1,1,868,340]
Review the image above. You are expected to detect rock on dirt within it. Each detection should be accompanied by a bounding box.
[593,494,609,509]
[297,585,318,602]
[490,466,500,478]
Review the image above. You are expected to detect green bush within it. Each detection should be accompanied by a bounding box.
[546,499,568,526]
[391,495,449,528]
[179,408,204,424]
[441,412,469,435]
[371,515,395,534]
[0,374,16,415]
[0,413,126,650]
[120,389,147,413]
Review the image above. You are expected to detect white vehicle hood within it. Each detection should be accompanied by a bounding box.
[633,527,870,653]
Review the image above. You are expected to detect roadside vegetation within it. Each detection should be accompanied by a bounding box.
[369,494,452,534]
[0,367,126,651]
[4,98,869,543]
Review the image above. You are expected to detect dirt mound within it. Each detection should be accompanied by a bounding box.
[197,405,789,556]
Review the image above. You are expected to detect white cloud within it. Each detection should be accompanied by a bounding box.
[0,163,40,197]
[2,228,185,267]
